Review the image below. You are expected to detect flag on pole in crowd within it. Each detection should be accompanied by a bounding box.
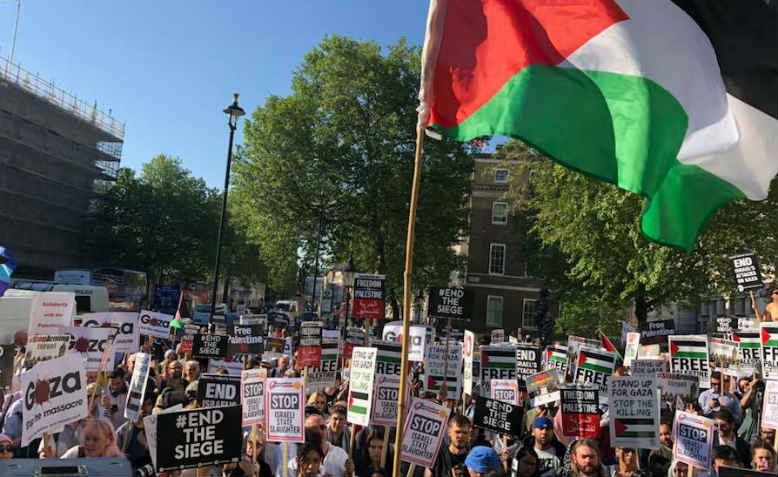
[0,246,15,297]
[599,330,623,361]
[418,0,777,251]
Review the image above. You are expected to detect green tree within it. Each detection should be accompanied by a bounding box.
[233,35,475,301]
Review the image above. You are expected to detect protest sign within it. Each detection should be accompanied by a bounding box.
[298,321,323,367]
[0,345,14,390]
[382,322,433,362]
[623,332,640,367]
[400,398,450,468]
[226,324,264,355]
[428,287,471,321]
[481,345,517,393]
[609,376,659,449]
[463,331,475,395]
[669,335,711,388]
[715,316,737,334]
[348,346,377,426]
[439,327,465,342]
[371,375,400,427]
[719,468,775,477]
[125,352,151,421]
[710,338,739,369]
[240,314,267,326]
[657,373,699,408]
[264,337,286,359]
[575,346,615,402]
[144,403,182,470]
[156,405,242,471]
[639,320,675,345]
[208,359,243,376]
[79,312,140,353]
[735,328,761,374]
[730,252,763,292]
[545,345,569,378]
[491,329,505,343]
[424,342,463,396]
[352,274,385,320]
[490,379,520,406]
[306,330,339,394]
[515,344,541,384]
[374,340,402,378]
[265,378,305,442]
[526,370,561,407]
[23,334,69,370]
[344,327,367,358]
[621,322,637,344]
[64,326,115,372]
[673,411,714,470]
[192,334,228,360]
[198,374,241,408]
[21,354,87,446]
[28,292,74,337]
[473,395,523,436]
[138,310,173,339]
[762,380,778,430]
[241,369,265,427]
[761,323,778,380]
[560,386,600,438]
[631,359,668,375]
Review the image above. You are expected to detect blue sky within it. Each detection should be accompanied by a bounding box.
[0,0,429,187]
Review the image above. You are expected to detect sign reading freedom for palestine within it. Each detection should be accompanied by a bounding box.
[351,274,385,320]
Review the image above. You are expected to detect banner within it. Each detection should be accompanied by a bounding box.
[306,330,339,394]
[399,398,450,468]
[631,359,668,375]
[198,374,241,408]
[545,345,569,377]
[515,344,541,385]
[0,345,14,390]
[526,370,561,407]
[192,334,228,360]
[79,312,140,353]
[298,321,323,367]
[762,380,778,430]
[347,346,377,426]
[639,320,675,345]
[156,406,242,471]
[673,411,714,470]
[226,324,264,355]
[424,343,463,396]
[761,323,778,380]
[351,274,385,320]
[138,310,173,339]
[609,376,659,449]
[28,292,74,336]
[574,346,615,402]
[473,395,523,436]
[265,378,305,442]
[480,345,517,393]
[668,335,711,388]
[490,379,520,406]
[375,340,402,378]
[730,252,763,292]
[623,332,640,367]
[344,327,367,358]
[428,287,472,321]
[560,386,600,439]
[382,322,433,362]
[463,331,475,395]
[64,326,116,372]
[21,354,87,446]
[23,334,69,370]
[125,352,151,422]
[371,375,400,427]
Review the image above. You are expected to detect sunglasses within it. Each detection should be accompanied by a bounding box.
[0,444,14,452]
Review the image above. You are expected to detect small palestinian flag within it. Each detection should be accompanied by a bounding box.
[481,346,518,370]
[321,340,339,362]
[426,374,459,394]
[375,340,402,375]
[547,346,568,366]
[577,347,616,375]
[614,418,657,439]
[348,390,370,417]
[669,336,708,360]
[761,324,778,349]
[734,330,761,350]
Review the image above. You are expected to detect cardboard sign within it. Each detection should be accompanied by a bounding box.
[526,370,561,407]
[481,345,517,393]
[735,328,761,374]
[730,252,763,292]
[673,411,714,470]
[0,345,14,390]
[657,373,699,409]
[399,398,450,468]
[198,374,241,408]
[631,359,668,375]
[21,354,87,446]
[79,312,140,353]
[575,346,615,402]
[64,326,116,372]
[515,344,541,384]
[623,332,640,367]
[490,379,520,406]
[609,376,659,449]
[424,343,463,396]
[715,316,737,334]
[27,292,74,338]
[710,338,739,369]
[473,395,523,436]
[298,321,323,367]
[306,330,340,394]
[371,375,400,427]
[761,323,778,380]
[192,334,228,360]
[241,369,265,427]
[560,386,600,438]
[352,274,385,320]
[545,345,569,377]
[491,329,505,343]
[463,331,475,395]
[125,352,151,421]
[347,346,377,426]
[428,287,471,321]
[24,334,69,370]
[156,406,242,471]
[669,335,710,388]
[208,359,243,376]
[226,324,264,355]
[639,320,675,345]
[382,322,433,362]
[138,310,173,339]
[761,380,778,430]
[344,327,367,358]
[374,340,402,378]
[265,378,305,442]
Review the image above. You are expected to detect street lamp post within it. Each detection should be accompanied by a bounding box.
[209,93,245,325]
[341,255,356,331]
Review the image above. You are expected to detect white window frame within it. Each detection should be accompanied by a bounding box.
[489,243,506,276]
[492,201,508,225]
[486,295,504,328]
[494,168,509,183]
[522,298,538,329]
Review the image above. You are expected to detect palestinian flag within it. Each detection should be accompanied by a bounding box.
[546,346,568,365]
[614,418,657,439]
[321,336,339,362]
[599,331,624,361]
[577,347,616,375]
[419,0,777,251]
[669,336,708,359]
[761,324,778,348]
[375,340,402,375]
[348,390,370,417]
[734,331,761,350]
[481,346,517,369]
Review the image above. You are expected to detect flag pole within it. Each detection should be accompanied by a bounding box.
[392,123,426,474]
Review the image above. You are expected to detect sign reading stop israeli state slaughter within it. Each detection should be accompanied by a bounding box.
[265,378,305,442]
[673,411,714,470]
[371,375,400,427]
[762,381,778,430]
[400,398,450,468]
[491,379,520,406]
[609,376,659,449]
[138,310,173,339]
[79,312,140,353]
[241,369,265,427]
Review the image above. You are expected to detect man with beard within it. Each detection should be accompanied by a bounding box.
[101,368,129,429]
[559,439,605,477]
[425,414,472,477]
[115,390,157,470]
[512,417,566,477]
[647,420,673,477]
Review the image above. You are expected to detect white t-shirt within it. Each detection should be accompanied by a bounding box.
[287,443,349,477]
[512,445,560,477]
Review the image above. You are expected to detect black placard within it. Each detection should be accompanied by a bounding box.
[156,406,242,471]
[197,374,241,408]
[428,287,472,321]
[515,344,541,383]
[714,316,737,334]
[719,467,774,477]
[227,324,265,355]
[730,252,763,292]
[192,334,228,360]
[472,396,523,436]
[300,321,322,347]
[638,319,675,345]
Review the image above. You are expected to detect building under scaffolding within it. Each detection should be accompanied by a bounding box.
[0,58,125,277]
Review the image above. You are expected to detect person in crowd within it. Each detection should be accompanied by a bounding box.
[326,405,350,454]
[609,448,646,477]
[356,430,393,477]
[0,434,14,461]
[280,413,354,476]
[559,439,606,477]
[183,360,201,383]
[115,391,156,470]
[308,391,329,418]
[711,445,741,475]
[61,417,124,458]
[512,416,566,477]
[760,428,776,448]
[102,367,128,429]
[1,395,22,449]
[647,420,673,477]
[736,374,765,444]
[224,425,272,477]
[272,355,290,377]
[751,443,777,473]
[465,446,503,477]
[754,289,778,321]
[296,432,326,477]
[511,446,539,477]
[713,409,751,467]
[699,372,743,423]
[426,413,472,477]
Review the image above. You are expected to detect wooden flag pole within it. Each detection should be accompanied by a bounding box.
[380,427,390,469]
[282,442,289,477]
[392,124,426,475]
[773,429,778,453]
[441,318,451,401]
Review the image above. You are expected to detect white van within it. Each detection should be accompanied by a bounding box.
[8,282,110,314]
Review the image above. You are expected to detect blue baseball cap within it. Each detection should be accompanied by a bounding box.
[465,446,501,472]
[533,416,554,429]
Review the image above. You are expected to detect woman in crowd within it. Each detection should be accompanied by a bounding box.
[609,448,646,477]
[296,439,325,477]
[223,425,273,477]
[751,443,778,473]
[0,434,14,461]
[61,417,124,458]
[512,446,539,477]
[307,391,329,418]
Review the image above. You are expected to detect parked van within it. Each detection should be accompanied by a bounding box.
[9,282,109,314]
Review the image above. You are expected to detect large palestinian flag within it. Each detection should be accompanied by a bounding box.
[734,330,761,350]
[419,0,777,250]
[576,347,616,376]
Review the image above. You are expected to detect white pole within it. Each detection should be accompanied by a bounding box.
[9,0,21,64]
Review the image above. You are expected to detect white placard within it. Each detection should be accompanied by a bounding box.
[79,312,140,353]
[28,292,74,336]
[399,398,451,468]
[423,343,463,396]
[24,334,69,370]
[138,310,173,339]
[64,326,116,372]
[672,410,714,470]
[762,380,778,430]
[347,346,377,426]
[490,379,520,406]
[631,359,669,375]
[241,369,265,427]
[463,331,475,396]
[265,378,305,443]
[125,352,151,421]
[371,375,400,427]
[609,376,659,449]
[623,332,640,367]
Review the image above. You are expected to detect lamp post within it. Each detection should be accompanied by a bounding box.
[209,93,245,324]
[342,255,356,331]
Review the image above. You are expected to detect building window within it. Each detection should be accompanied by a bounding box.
[495,168,509,183]
[489,244,506,275]
[487,295,503,327]
[492,202,508,225]
[522,299,538,329]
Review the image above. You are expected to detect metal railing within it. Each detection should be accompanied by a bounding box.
[1,57,125,140]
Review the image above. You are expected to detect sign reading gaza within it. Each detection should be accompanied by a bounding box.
[428,287,471,321]
[730,252,763,292]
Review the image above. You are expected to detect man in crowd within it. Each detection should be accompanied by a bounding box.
[647,420,673,477]
[560,439,605,477]
[512,416,566,477]
[286,413,354,477]
[426,413,472,477]
[101,368,128,430]
[272,355,290,377]
[326,405,351,454]
[699,372,743,422]
[183,360,200,383]
[712,445,742,475]
[713,409,751,467]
